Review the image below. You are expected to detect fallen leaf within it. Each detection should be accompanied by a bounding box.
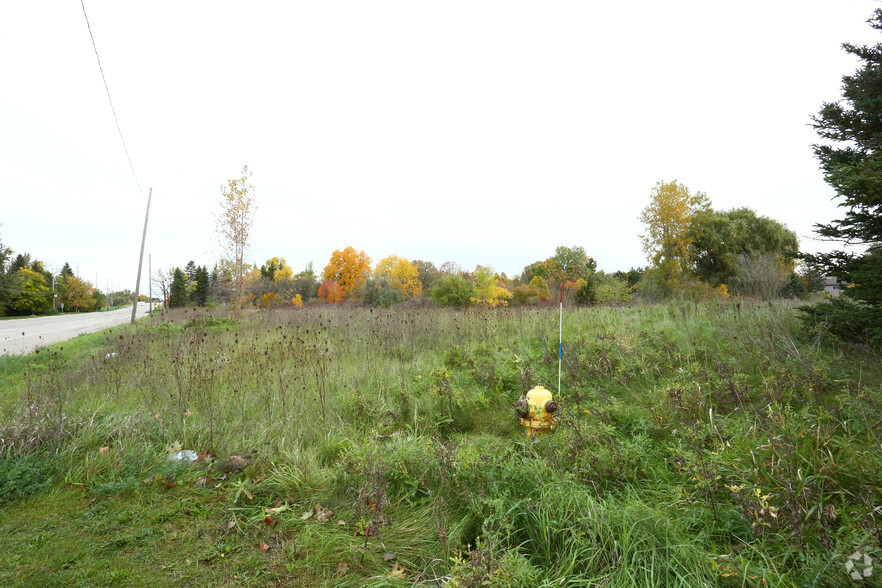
[194,477,207,489]
[260,542,270,552]
[388,563,406,579]
[337,520,346,526]
[197,449,217,463]
[264,516,277,526]
[301,509,314,521]
[98,446,110,455]
[253,474,267,484]
[337,562,349,577]
[383,552,396,561]
[184,411,193,417]
[315,504,334,523]
[265,505,288,515]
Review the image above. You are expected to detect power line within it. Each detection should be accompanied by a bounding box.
[79,0,146,201]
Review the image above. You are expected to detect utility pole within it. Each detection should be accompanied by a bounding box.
[131,188,152,324]
[148,253,153,317]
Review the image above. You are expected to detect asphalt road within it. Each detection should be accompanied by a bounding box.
[0,303,153,356]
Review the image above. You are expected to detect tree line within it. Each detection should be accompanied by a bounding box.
[0,236,132,316]
[12,10,882,347]
[146,9,882,348]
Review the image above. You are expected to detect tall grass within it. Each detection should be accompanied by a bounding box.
[1,300,880,585]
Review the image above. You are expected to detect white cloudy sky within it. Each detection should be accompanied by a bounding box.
[1,1,878,293]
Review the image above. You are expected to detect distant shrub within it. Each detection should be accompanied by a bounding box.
[528,276,550,300]
[361,277,404,308]
[431,275,475,308]
[593,272,632,305]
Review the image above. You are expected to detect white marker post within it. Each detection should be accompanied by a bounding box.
[558,284,563,396]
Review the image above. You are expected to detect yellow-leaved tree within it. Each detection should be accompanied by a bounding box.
[374,255,423,298]
[63,275,97,312]
[472,265,512,307]
[639,180,709,286]
[323,247,371,299]
[217,165,256,310]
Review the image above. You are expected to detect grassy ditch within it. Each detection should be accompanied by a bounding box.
[0,301,880,586]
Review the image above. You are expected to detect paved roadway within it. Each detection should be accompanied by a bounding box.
[0,303,153,356]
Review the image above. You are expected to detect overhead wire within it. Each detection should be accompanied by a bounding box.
[79,0,146,201]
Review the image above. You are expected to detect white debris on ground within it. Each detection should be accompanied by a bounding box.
[168,450,199,462]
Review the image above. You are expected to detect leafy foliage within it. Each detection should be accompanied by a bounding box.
[689,207,798,288]
[9,267,52,315]
[412,260,440,291]
[472,265,512,307]
[431,275,475,308]
[61,275,97,312]
[802,11,882,345]
[360,277,404,308]
[592,272,631,304]
[522,245,597,288]
[216,165,256,310]
[322,247,371,300]
[639,180,710,286]
[374,256,422,299]
[317,280,345,303]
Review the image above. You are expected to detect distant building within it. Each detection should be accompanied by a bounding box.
[824,276,847,298]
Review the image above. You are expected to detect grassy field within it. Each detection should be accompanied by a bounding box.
[0,300,880,586]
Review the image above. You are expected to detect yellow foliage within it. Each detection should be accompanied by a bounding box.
[323,247,371,298]
[274,264,294,282]
[471,296,509,308]
[375,255,423,298]
[292,294,303,307]
[716,284,731,299]
[63,274,97,312]
[639,180,709,281]
[217,165,256,310]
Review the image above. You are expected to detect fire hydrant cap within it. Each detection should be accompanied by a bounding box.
[526,385,554,413]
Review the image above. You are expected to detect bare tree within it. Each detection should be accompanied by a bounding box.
[152,268,172,307]
[734,253,790,300]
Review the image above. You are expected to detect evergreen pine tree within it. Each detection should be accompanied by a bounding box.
[169,268,189,309]
[803,10,882,344]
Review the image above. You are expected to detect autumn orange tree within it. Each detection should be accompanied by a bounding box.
[322,247,371,299]
[216,165,256,311]
[639,180,709,288]
[318,280,345,303]
[374,255,423,298]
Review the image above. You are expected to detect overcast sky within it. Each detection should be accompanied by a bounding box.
[1,1,879,293]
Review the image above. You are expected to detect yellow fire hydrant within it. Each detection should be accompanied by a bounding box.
[515,385,558,436]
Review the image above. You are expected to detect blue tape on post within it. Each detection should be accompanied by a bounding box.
[559,343,562,360]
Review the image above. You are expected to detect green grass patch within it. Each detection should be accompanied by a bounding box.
[0,301,880,585]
